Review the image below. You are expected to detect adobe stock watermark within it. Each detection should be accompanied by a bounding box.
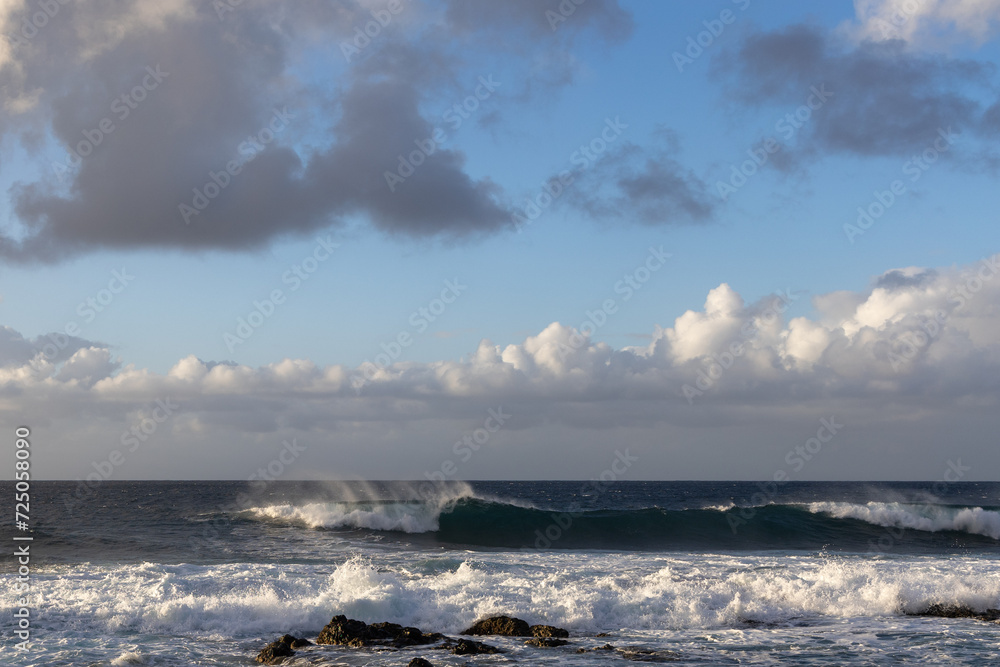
[682,289,798,404]
[418,407,511,501]
[843,127,959,244]
[888,253,998,371]
[6,0,71,49]
[349,278,467,392]
[728,416,844,534]
[223,235,340,353]
[61,398,180,512]
[180,106,295,225]
[384,75,500,192]
[716,84,833,200]
[558,245,672,360]
[340,0,411,61]
[673,0,752,72]
[34,267,135,362]
[513,116,628,232]
[865,0,925,40]
[52,65,169,183]
[527,449,639,550]
[546,0,590,31]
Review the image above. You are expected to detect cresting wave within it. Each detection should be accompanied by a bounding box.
[242,495,1000,551]
[807,501,1000,540]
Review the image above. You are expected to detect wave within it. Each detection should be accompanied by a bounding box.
[245,501,444,533]
[807,501,1000,540]
[239,494,1000,551]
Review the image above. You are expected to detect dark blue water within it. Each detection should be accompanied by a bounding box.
[9,480,999,564]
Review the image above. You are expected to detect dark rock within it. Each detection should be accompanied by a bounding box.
[316,615,443,648]
[577,643,680,660]
[530,624,570,638]
[408,659,434,667]
[595,632,612,637]
[438,638,502,655]
[317,615,370,645]
[617,646,682,662]
[461,615,531,636]
[392,626,445,648]
[526,637,570,647]
[275,634,312,648]
[577,642,616,653]
[255,638,295,664]
[907,604,1000,622]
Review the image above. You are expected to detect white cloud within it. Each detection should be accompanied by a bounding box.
[849,0,1000,47]
[2,255,999,478]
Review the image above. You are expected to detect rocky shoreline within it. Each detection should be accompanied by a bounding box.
[256,606,1000,664]
[254,613,682,664]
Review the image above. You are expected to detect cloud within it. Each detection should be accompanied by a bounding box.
[4,254,999,475]
[566,136,716,226]
[848,0,1000,48]
[0,0,635,262]
[716,23,995,159]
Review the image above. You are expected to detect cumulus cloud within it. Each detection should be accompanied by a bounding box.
[0,0,635,262]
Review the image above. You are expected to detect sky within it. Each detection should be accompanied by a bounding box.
[1,0,1000,481]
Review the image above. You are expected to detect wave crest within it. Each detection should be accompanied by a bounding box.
[808,502,1000,539]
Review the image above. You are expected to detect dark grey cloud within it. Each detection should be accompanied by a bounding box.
[874,268,937,290]
[0,325,102,367]
[563,135,716,226]
[715,24,996,158]
[982,99,1000,135]
[0,0,634,263]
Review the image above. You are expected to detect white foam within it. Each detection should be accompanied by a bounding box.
[808,501,1000,539]
[26,552,1000,641]
[246,501,443,532]
[700,503,736,511]
[243,481,478,532]
[110,651,147,665]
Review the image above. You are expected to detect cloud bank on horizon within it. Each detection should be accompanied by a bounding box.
[3,255,999,478]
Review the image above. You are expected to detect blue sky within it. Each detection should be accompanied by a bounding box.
[2,0,1000,480]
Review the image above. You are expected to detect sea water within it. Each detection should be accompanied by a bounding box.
[3,480,999,665]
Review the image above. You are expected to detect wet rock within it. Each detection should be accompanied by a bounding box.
[317,615,370,645]
[576,643,679,661]
[277,634,312,648]
[526,637,570,647]
[461,615,531,636]
[438,638,502,655]
[255,636,296,664]
[530,624,570,638]
[393,626,446,648]
[617,646,681,662]
[907,604,1000,622]
[408,659,434,667]
[316,615,442,648]
[577,643,616,653]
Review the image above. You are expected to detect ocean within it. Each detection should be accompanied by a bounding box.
[4,480,1000,666]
